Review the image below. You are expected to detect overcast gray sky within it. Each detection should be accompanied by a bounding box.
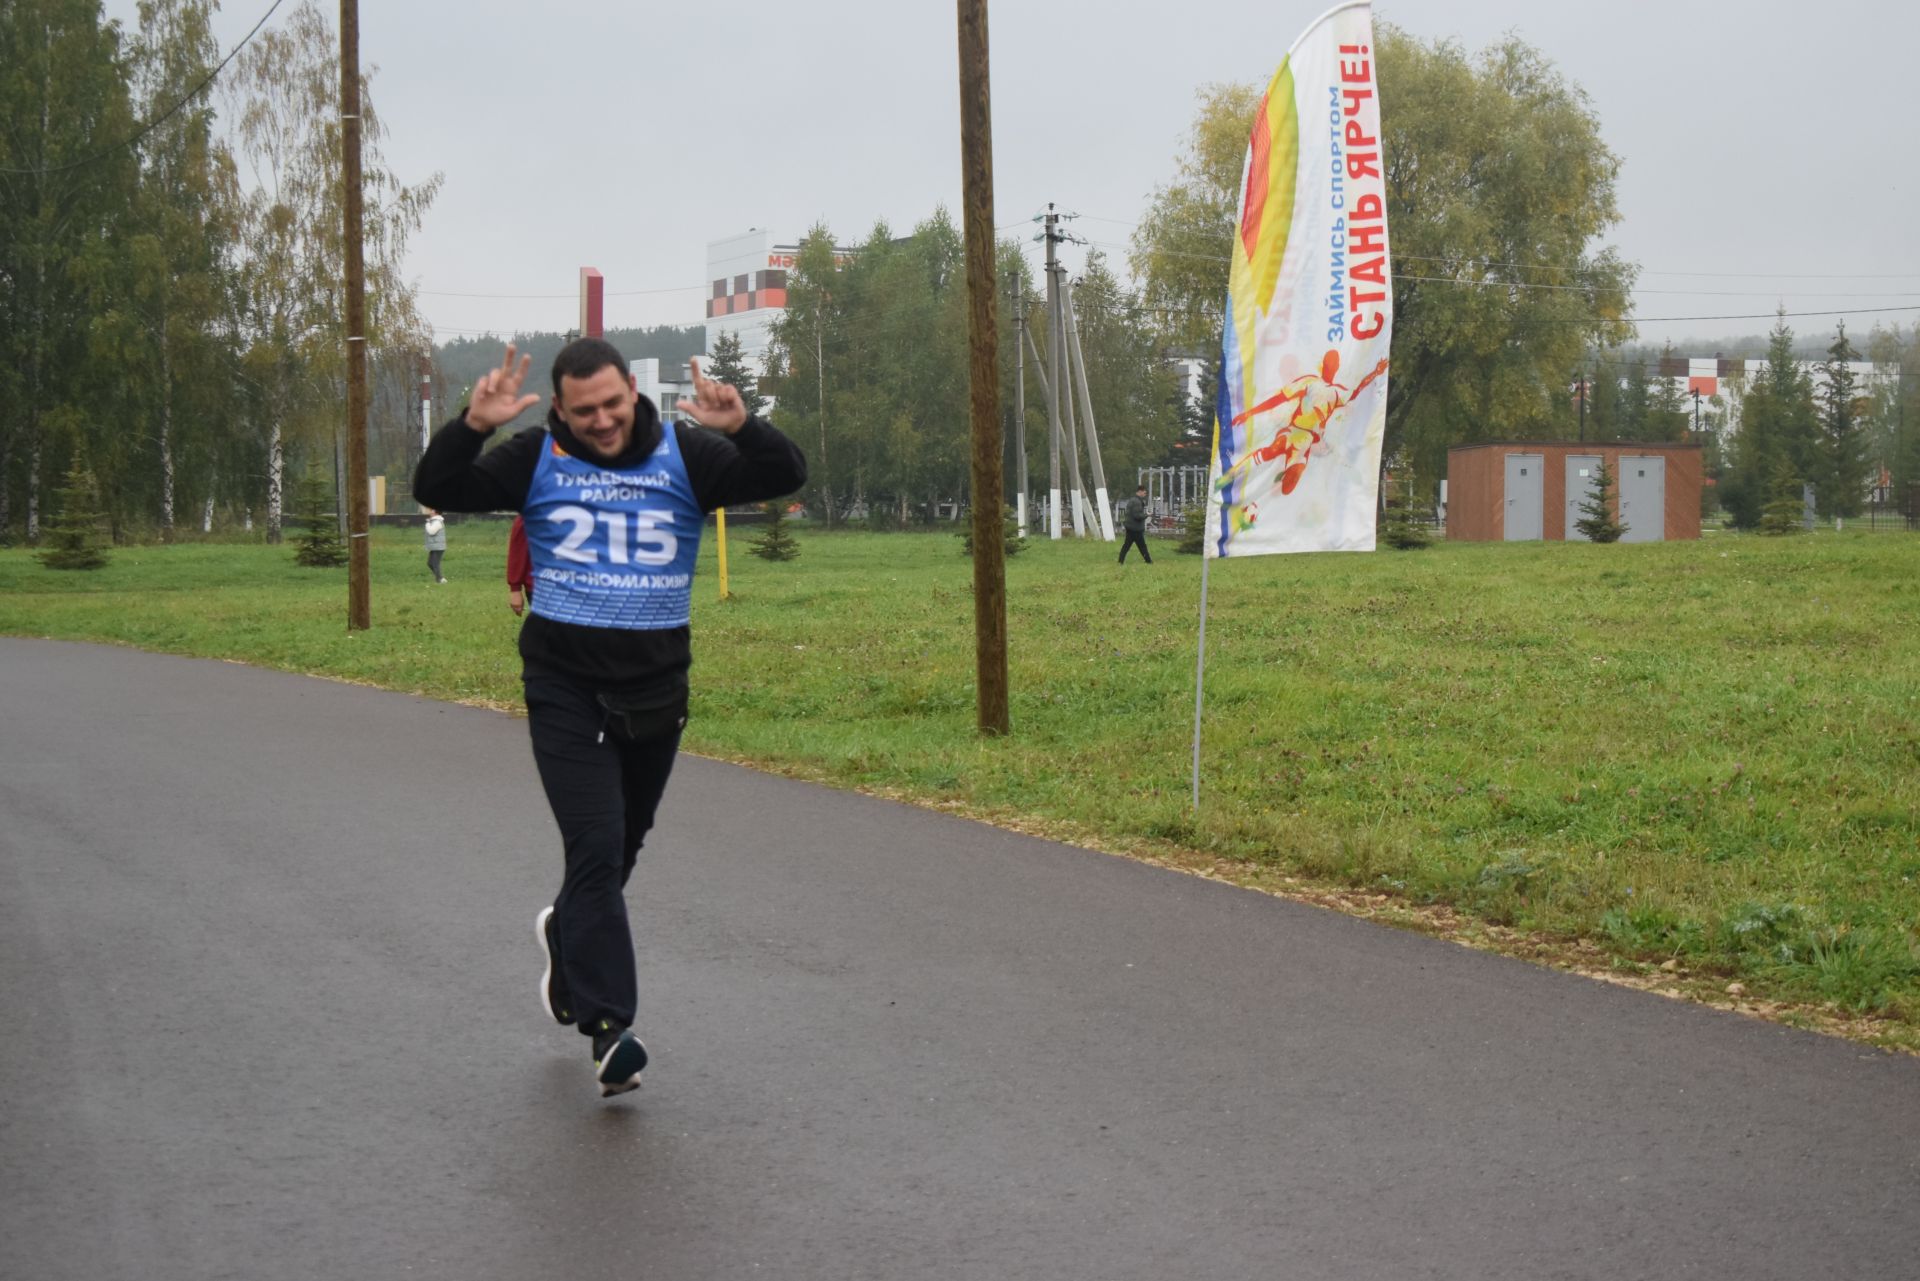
[110,0,1920,351]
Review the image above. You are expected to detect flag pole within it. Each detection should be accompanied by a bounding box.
[1190,548,1213,810]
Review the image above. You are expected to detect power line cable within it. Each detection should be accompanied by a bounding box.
[1084,239,1920,298]
[418,284,707,300]
[1074,212,1920,281]
[1068,280,1920,327]
[418,245,1920,341]
[426,292,1920,343]
[0,0,290,177]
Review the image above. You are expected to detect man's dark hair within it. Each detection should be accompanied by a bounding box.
[551,338,629,396]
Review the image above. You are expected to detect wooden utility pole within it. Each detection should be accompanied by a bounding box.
[956,0,1009,736]
[340,0,369,631]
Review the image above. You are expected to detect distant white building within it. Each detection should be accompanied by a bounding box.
[1657,355,1886,436]
[1167,354,1207,407]
[705,229,795,373]
[632,358,693,424]
[705,228,855,376]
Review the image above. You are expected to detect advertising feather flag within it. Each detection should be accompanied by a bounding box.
[1191,1,1391,807]
[1206,1,1392,557]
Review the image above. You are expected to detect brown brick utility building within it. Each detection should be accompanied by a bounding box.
[1445,442,1703,543]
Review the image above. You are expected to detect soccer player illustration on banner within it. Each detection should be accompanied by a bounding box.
[1215,348,1390,502]
[413,340,805,1097]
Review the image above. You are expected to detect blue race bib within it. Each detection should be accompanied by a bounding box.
[523,427,704,629]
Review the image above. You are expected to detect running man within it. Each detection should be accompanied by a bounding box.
[414,340,806,1096]
[1214,350,1389,498]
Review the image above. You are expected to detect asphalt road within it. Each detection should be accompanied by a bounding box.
[2,637,1915,1280]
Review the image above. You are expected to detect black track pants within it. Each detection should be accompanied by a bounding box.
[523,669,682,1035]
[1119,530,1152,563]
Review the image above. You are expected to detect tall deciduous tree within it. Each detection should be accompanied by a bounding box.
[92,0,239,540]
[1127,82,1256,356]
[224,0,439,542]
[1129,27,1635,482]
[766,223,841,524]
[1065,251,1179,486]
[765,211,1099,527]
[0,0,138,542]
[1861,323,1917,500]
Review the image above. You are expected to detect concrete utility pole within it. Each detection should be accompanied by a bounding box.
[816,299,832,528]
[1054,263,1092,535]
[1012,274,1028,539]
[340,0,369,632]
[1021,321,1062,522]
[956,0,1010,736]
[1043,205,1063,538]
[1023,326,1053,413]
[1063,279,1115,540]
[418,354,431,456]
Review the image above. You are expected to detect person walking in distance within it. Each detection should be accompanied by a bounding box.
[422,508,448,582]
[413,339,806,1096]
[1118,485,1153,564]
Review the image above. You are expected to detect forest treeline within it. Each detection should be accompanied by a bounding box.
[4,2,1912,543]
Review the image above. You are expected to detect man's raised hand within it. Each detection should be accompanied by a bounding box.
[465,344,542,433]
[675,357,748,434]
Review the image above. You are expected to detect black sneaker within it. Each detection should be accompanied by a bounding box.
[536,907,574,1025]
[590,1022,648,1097]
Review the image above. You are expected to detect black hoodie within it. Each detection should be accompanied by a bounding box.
[412,395,806,696]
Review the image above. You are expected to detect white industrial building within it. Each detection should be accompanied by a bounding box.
[1646,355,1886,436]
[705,229,858,377]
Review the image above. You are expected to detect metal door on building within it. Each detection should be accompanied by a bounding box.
[1618,456,1665,543]
[1503,453,1544,540]
[1565,455,1601,540]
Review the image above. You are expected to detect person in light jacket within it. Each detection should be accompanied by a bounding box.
[423,508,448,583]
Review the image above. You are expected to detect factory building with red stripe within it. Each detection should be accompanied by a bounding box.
[705,229,853,378]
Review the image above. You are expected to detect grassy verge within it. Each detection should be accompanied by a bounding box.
[4,522,1917,1049]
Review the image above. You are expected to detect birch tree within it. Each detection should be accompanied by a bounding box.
[95,0,239,538]
[224,0,438,541]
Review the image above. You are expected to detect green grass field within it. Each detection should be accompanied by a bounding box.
[5,521,1917,1046]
